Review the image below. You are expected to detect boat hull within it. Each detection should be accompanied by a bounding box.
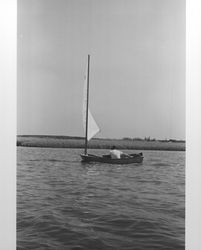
[81,153,143,164]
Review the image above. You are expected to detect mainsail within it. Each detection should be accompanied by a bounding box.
[83,55,100,142]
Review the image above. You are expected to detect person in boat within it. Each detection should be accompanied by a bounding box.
[110,146,130,159]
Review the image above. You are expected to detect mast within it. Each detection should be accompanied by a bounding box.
[84,54,90,155]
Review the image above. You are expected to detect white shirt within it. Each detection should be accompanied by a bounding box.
[110,149,123,159]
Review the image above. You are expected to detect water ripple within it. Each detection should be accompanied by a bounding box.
[17,148,185,249]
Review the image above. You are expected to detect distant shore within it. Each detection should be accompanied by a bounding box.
[17,135,185,151]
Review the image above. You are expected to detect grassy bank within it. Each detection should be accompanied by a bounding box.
[17,135,185,151]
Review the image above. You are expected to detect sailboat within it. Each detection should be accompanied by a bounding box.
[80,55,143,164]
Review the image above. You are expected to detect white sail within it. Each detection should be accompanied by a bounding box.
[85,109,100,141]
[83,59,100,141]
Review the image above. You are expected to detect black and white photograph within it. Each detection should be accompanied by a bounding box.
[16,0,186,249]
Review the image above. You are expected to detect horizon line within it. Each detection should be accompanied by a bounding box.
[17,134,186,142]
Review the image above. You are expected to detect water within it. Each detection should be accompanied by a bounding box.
[17,147,185,250]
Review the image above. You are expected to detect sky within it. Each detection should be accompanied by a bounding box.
[17,0,185,140]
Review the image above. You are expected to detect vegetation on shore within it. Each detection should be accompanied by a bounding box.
[17,135,185,151]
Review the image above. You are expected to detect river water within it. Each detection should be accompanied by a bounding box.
[17,147,185,249]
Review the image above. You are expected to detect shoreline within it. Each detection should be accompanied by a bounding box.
[17,136,185,152]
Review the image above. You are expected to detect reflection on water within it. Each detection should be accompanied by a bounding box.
[17,147,185,250]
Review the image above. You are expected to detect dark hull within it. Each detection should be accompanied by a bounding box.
[81,153,143,164]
